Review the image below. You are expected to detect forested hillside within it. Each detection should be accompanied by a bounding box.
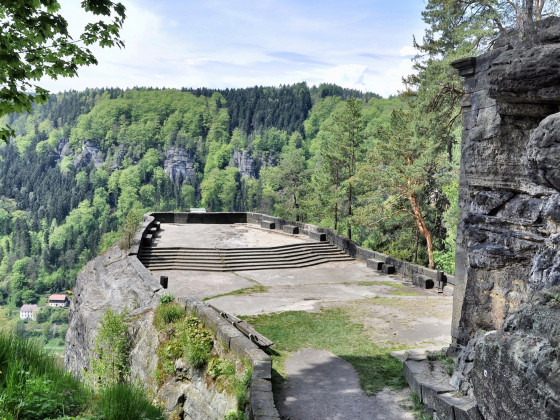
[0,82,459,315]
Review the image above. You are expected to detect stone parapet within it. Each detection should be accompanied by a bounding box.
[177,296,280,420]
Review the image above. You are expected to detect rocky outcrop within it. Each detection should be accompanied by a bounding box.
[230,150,256,177]
[65,245,162,384]
[73,140,104,169]
[229,150,278,178]
[452,17,560,347]
[56,138,72,161]
[449,17,560,420]
[164,146,196,186]
[470,287,560,419]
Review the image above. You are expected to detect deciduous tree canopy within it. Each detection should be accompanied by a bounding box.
[0,0,126,142]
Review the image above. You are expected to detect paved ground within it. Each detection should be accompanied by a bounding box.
[146,223,453,419]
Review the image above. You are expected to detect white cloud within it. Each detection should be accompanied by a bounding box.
[324,65,368,90]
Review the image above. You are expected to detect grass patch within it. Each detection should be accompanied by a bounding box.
[203,285,269,301]
[391,290,419,296]
[356,281,375,286]
[375,281,405,289]
[245,307,408,396]
[95,383,164,420]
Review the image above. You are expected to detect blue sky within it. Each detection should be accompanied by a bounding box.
[40,0,427,97]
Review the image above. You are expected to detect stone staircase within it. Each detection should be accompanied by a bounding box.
[138,242,353,272]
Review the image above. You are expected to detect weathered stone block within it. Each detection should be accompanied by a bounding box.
[403,360,423,398]
[141,233,153,247]
[261,220,275,229]
[382,264,395,275]
[413,274,434,289]
[282,224,299,234]
[309,231,327,241]
[229,335,259,358]
[367,258,384,271]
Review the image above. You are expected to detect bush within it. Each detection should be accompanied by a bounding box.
[94,383,164,420]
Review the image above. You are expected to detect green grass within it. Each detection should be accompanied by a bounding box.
[95,383,164,420]
[391,290,419,296]
[203,285,269,301]
[245,308,408,396]
[0,332,89,419]
[375,281,405,289]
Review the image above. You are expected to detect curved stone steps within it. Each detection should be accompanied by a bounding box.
[138,242,353,272]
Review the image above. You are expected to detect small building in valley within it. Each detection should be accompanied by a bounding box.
[20,304,40,320]
[48,294,69,307]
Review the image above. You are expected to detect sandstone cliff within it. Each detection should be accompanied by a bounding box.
[450,17,560,419]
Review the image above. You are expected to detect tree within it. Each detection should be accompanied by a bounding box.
[356,110,445,269]
[1,0,126,142]
[88,308,130,388]
[265,146,308,221]
[325,97,367,240]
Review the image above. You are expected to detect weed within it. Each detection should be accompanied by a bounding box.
[154,302,186,329]
[427,349,455,376]
[225,409,248,420]
[0,332,89,418]
[159,293,175,305]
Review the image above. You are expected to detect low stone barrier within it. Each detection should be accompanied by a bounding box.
[177,296,280,420]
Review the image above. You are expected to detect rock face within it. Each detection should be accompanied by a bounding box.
[73,140,105,169]
[470,287,560,419]
[230,150,256,177]
[65,245,162,384]
[163,146,196,186]
[452,17,560,346]
[229,150,277,178]
[450,17,560,419]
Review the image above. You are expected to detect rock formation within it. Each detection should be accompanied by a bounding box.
[229,150,278,178]
[451,17,560,419]
[73,140,105,169]
[65,245,161,384]
[163,146,197,186]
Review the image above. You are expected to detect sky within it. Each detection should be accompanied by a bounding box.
[39,0,427,98]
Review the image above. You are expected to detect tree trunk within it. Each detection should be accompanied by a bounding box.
[347,182,352,240]
[520,0,534,32]
[334,201,338,231]
[408,192,435,269]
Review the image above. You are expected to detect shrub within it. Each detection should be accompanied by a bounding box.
[94,382,164,420]
[153,302,185,330]
[88,309,131,388]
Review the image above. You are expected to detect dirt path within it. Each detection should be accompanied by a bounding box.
[278,349,414,420]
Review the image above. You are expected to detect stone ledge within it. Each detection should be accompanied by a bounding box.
[403,358,482,420]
